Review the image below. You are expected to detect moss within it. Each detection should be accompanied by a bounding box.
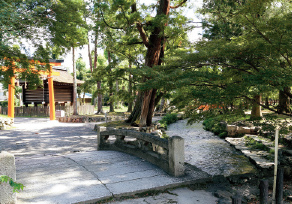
[244,136,270,151]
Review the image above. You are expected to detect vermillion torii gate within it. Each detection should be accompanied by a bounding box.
[7,61,60,120]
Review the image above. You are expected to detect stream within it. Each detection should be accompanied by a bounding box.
[166,119,257,177]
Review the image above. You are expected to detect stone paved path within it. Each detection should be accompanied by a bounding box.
[0,118,217,204]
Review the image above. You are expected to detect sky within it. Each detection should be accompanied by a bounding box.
[62,0,203,72]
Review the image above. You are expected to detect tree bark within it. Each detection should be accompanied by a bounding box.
[126,92,143,125]
[265,97,269,108]
[88,37,93,73]
[158,96,165,112]
[146,89,157,126]
[127,73,133,112]
[97,81,103,113]
[108,51,114,112]
[129,0,179,127]
[72,47,78,115]
[278,87,291,114]
[251,94,262,119]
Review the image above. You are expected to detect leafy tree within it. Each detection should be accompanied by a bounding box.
[145,0,292,122]
[94,0,190,126]
[49,0,88,115]
[0,0,54,88]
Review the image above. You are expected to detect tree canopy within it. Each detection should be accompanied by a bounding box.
[141,0,292,122]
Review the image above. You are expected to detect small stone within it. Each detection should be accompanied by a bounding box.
[214,190,233,199]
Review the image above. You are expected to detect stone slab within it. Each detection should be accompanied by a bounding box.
[15,151,209,204]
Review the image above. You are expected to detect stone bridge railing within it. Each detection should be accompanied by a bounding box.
[96,126,185,177]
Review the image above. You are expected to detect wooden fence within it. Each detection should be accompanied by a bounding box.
[0,105,95,117]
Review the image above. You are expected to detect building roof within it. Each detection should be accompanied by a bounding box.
[52,69,84,85]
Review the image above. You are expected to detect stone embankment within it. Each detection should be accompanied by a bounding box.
[226,123,292,177]
[58,115,127,123]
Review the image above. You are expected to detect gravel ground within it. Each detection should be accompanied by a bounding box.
[0,118,100,157]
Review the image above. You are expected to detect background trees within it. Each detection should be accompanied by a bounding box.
[4,0,292,126]
[144,0,292,122]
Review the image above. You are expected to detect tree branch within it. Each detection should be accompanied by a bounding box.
[244,15,292,67]
[131,3,149,48]
[170,0,187,9]
[100,11,124,30]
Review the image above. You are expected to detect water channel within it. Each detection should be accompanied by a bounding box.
[165,119,257,177]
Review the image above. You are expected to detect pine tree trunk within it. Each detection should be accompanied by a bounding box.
[127,74,133,112]
[129,0,171,127]
[158,97,165,112]
[140,89,153,127]
[72,47,78,115]
[146,89,157,126]
[278,87,291,113]
[115,80,120,109]
[251,94,262,119]
[97,81,102,113]
[126,92,143,125]
[265,97,269,108]
[108,51,114,112]
[88,39,93,73]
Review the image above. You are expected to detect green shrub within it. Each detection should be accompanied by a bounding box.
[0,101,8,107]
[219,131,228,138]
[202,114,248,138]
[159,113,178,129]
[244,136,270,151]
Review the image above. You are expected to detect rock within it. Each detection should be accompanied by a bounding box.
[227,125,238,136]
[214,190,233,199]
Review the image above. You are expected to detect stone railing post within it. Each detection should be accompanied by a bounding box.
[168,136,185,177]
[0,151,16,204]
[97,126,107,150]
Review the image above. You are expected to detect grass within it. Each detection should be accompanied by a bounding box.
[101,105,128,113]
[243,136,271,152]
[0,114,9,118]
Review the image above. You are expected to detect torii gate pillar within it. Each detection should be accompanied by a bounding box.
[48,69,55,120]
[8,76,15,118]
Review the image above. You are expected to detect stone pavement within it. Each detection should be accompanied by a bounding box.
[15,151,211,204]
[0,118,217,204]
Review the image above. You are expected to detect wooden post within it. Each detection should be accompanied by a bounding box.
[276,167,284,204]
[260,179,269,204]
[48,68,56,120]
[8,75,15,118]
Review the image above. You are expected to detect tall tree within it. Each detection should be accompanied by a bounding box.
[0,0,55,87]
[144,0,292,121]
[49,0,88,115]
[95,0,189,126]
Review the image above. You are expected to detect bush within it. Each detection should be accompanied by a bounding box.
[0,101,8,107]
[202,114,248,138]
[159,113,178,129]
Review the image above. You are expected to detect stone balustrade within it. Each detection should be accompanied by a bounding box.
[96,126,185,177]
[0,151,16,204]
